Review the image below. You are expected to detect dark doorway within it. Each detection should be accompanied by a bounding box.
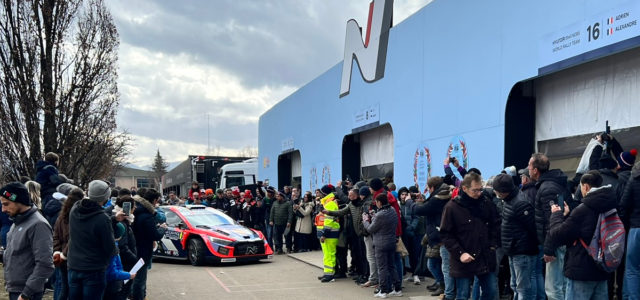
[504,81,536,169]
[342,134,361,183]
[278,150,302,190]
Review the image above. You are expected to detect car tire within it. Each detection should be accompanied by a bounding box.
[188,238,206,266]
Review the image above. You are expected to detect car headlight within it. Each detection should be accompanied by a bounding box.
[208,236,233,246]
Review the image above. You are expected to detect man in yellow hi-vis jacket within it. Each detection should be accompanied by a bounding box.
[315,184,340,283]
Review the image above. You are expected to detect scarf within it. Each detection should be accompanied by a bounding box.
[456,192,488,221]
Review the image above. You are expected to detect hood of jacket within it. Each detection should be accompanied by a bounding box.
[71,199,106,220]
[582,185,617,213]
[133,195,156,214]
[36,160,55,172]
[536,169,568,188]
[432,183,452,200]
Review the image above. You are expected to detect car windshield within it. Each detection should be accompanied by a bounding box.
[183,211,235,227]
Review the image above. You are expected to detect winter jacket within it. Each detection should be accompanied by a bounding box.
[414,183,451,246]
[294,201,314,234]
[110,208,137,271]
[43,197,64,227]
[53,214,70,256]
[325,199,367,237]
[3,206,54,299]
[440,193,500,278]
[599,168,623,199]
[363,205,398,251]
[35,160,62,201]
[548,185,617,281]
[373,189,402,237]
[535,169,572,256]
[621,166,640,228]
[68,199,117,272]
[520,181,537,205]
[500,187,538,256]
[106,252,131,282]
[132,203,166,264]
[269,200,293,226]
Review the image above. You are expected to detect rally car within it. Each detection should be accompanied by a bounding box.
[153,205,273,265]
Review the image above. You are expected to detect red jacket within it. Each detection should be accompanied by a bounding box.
[373,189,402,237]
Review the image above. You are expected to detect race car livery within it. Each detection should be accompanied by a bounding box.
[154,205,273,265]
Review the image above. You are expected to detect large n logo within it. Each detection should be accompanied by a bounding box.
[340,0,393,98]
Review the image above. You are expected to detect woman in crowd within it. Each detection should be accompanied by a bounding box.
[294,192,315,252]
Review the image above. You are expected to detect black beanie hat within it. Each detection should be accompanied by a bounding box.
[0,182,30,206]
[359,186,371,197]
[369,178,383,191]
[408,186,419,194]
[398,187,409,195]
[321,184,334,195]
[493,174,515,193]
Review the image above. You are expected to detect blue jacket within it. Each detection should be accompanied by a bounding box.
[106,246,130,282]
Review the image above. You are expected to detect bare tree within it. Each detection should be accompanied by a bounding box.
[0,0,129,186]
[237,145,258,158]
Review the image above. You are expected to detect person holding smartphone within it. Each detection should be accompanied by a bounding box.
[111,196,137,300]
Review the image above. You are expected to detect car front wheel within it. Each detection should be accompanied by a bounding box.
[188,238,206,266]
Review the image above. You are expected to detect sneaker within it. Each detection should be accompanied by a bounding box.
[374,291,388,298]
[388,290,403,297]
[320,275,335,283]
[334,273,347,279]
[413,275,421,285]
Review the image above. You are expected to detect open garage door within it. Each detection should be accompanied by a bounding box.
[343,124,394,183]
[507,47,640,176]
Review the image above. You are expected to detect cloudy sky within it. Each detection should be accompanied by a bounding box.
[109,0,432,167]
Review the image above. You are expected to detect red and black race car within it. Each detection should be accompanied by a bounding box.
[154,205,273,265]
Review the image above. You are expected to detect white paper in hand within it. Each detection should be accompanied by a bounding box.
[124,258,145,284]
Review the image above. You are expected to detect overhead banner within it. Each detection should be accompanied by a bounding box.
[539,1,640,75]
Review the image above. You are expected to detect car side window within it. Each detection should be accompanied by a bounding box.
[165,211,182,227]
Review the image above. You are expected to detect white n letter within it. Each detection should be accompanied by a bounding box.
[339,0,393,98]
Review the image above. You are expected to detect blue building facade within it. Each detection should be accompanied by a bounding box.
[259,0,640,192]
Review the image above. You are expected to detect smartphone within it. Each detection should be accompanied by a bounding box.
[556,194,564,209]
[123,202,131,216]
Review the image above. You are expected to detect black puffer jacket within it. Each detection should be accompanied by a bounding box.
[414,183,451,246]
[621,166,640,228]
[440,193,500,278]
[599,169,623,202]
[548,185,617,281]
[132,201,165,264]
[535,169,572,255]
[520,181,537,205]
[500,187,538,256]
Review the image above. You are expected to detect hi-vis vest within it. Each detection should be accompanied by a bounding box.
[316,193,340,238]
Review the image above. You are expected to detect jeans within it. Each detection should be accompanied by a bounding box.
[54,265,69,300]
[68,269,107,300]
[565,279,607,300]
[509,255,536,300]
[545,246,567,300]
[273,225,286,252]
[455,272,497,300]
[265,219,273,249]
[533,245,546,300]
[376,244,400,293]
[10,292,43,300]
[427,257,444,284]
[365,235,378,283]
[441,246,455,299]
[131,262,149,300]
[624,228,640,300]
[472,248,504,300]
[394,252,404,287]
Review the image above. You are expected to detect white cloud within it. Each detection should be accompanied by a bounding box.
[111,0,432,168]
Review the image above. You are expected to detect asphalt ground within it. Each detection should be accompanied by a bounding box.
[146,251,440,300]
[0,251,440,299]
